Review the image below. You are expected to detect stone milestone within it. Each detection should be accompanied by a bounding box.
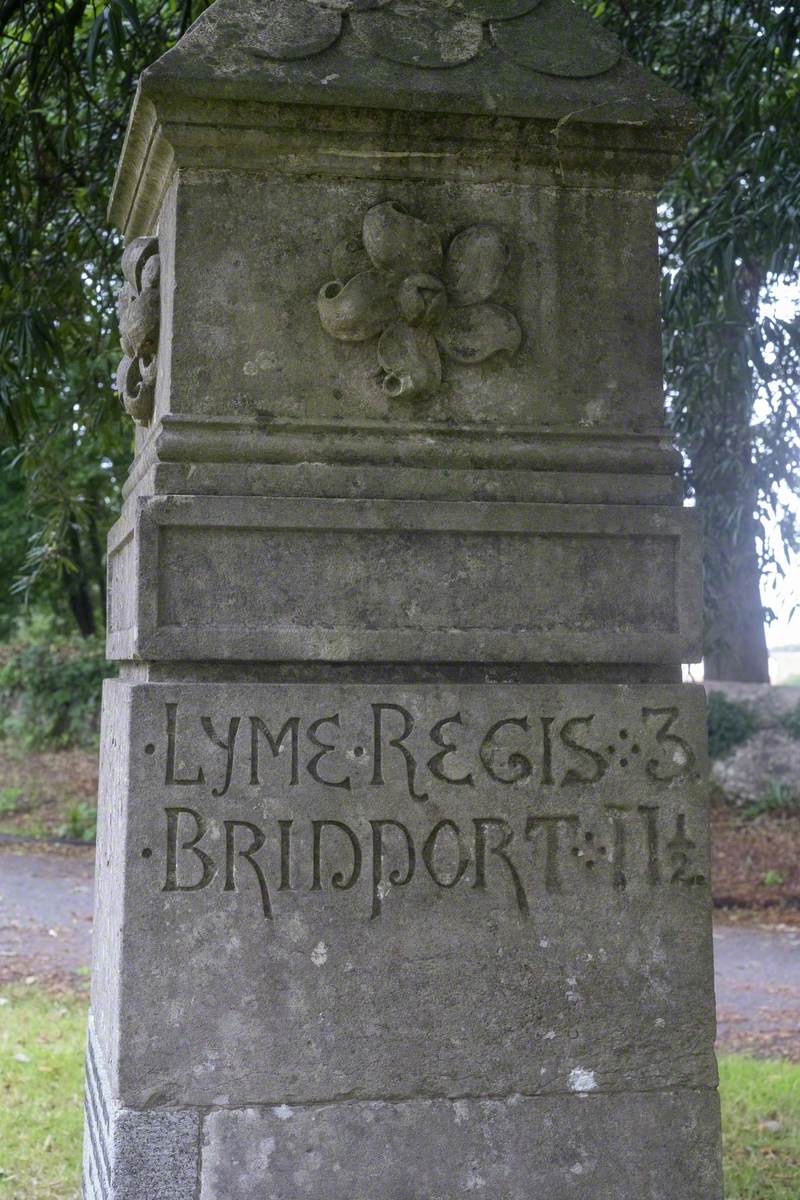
[84,2,724,1198]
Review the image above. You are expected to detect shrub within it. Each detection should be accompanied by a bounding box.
[56,801,97,842]
[743,780,800,821]
[706,692,757,760]
[779,702,800,741]
[0,639,116,750]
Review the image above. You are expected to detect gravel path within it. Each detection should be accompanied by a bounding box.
[1,845,799,1059]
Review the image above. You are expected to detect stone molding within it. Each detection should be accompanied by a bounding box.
[110,96,692,239]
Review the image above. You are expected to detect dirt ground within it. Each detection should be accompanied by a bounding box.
[0,743,98,839]
[711,805,800,923]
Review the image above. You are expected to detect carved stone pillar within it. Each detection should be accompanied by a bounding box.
[84,4,723,1198]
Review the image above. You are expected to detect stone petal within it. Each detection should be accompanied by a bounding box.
[117,355,155,424]
[317,270,397,342]
[140,252,160,294]
[397,273,447,327]
[121,235,158,292]
[331,236,373,281]
[491,0,622,78]
[445,225,509,306]
[247,0,341,61]
[362,201,443,277]
[437,303,522,364]
[378,322,442,400]
[311,0,388,9]
[121,287,160,359]
[350,8,482,69]
[457,0,543,19]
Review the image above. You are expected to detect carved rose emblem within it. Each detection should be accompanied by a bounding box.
[116,236,160,424]
[249,0,621,77]
[318,202,522,400]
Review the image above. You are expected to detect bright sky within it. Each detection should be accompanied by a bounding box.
[760,285,799,650]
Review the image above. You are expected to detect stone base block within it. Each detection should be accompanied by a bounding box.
[199,1089,723,1200]
[82,1018,199,1200]
[85,1014,722,1200]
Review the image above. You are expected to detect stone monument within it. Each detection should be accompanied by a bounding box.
[83,2,724,1197]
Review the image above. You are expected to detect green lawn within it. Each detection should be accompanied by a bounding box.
[1,987,798,1198]
[0,988,85,1200]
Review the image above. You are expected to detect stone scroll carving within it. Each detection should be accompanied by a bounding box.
[116,236,160,424]
[318,202,522,400]
[248,0,622,77]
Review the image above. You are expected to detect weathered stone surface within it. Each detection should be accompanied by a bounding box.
[152,174,668,431]
[199,1090,723,1200]
[91,682,716,1112]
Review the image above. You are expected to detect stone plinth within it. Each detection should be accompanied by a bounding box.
[84,2,723,1197]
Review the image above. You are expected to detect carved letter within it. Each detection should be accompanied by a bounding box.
[540,716,555,786]
[643,707,697,782]
[422,820,469,888]
[223,820,271,918]
[163,807,216,892]
[667,814,706,886]
[638,805,661,886]
[479,717,532,784]
[559,716,607,786]
[525,814,579,894]
[307,715,351,791]
[605,805,629,891]
[201,716,240,798]
[427,713,474,787]
[370,819,416,919]
[165,704,205,787]
[371,704,428,801]
[311,820,362,891]
[279,819,293,891]
[250,716,300,786]
[473,818,529,914]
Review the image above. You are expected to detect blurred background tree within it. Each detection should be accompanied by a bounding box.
[1,1,798,680]
[0,1,212,638]
[585,1,800,681]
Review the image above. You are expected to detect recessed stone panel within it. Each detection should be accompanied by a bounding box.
[106,497,701,663]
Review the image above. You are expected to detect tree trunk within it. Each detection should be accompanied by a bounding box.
[702,504,770,683]
[63,521,97,639]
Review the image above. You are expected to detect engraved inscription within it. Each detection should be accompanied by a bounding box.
[159,700,701,798]
[145,699,708,921]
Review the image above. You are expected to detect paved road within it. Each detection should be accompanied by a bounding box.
[1,846,799,1059]
[0,844,94,985]
[714,921,800,1060]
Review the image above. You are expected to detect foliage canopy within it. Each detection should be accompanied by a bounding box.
[586,1,800,678]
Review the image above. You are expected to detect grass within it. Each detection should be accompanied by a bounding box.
[720,1056,800,1198]
[0,988,799,1198]
[0,988,85,1200]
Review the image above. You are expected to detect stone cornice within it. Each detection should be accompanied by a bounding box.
[110,88,696,237]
